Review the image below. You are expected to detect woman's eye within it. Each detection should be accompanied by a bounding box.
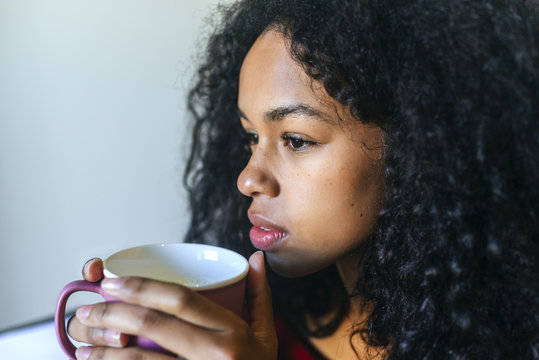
[282,134,317,151]
[247,132,258,146]
[241,131,258,152]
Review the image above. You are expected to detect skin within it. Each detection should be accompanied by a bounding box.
[69,254,277,360]
[68,30,385,359]
[237,30,385,278]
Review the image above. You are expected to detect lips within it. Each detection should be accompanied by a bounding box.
[247,212,288,251]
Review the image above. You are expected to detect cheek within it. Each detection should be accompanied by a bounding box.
[290,163,383,240]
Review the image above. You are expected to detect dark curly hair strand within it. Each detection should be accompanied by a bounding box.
[184,1,539,359]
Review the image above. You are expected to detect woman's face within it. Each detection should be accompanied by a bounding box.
[237,30,385,277]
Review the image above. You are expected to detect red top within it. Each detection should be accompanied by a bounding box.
[275,317,326,360]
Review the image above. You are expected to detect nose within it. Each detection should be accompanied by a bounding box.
[237,148,279,198]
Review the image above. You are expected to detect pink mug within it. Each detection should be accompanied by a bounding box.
[55,243,249,359]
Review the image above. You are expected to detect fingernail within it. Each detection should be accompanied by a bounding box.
[75,346,92,360]
[76,305,92,320]
[104,329,122,346]
[101,277,126,292]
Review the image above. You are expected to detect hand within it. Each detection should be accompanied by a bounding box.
[69,251,278,360]
[68,258,131,349]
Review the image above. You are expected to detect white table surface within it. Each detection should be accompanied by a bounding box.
[0,319,79,359]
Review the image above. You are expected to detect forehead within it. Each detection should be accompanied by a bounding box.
[238,30,331,116]
[239,30,298,90]
[237,29,385,147]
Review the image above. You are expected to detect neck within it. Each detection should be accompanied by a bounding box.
[336,250,361,297]
[308,252,380,359]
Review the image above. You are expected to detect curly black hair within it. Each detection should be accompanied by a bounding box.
[183,0,539,359]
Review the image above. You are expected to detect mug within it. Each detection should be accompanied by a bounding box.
[55,243,249,359]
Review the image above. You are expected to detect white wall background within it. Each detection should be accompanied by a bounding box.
[0,0,226,331]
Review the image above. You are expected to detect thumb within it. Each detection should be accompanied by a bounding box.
[247,251,277,347]
[82,258,104,282]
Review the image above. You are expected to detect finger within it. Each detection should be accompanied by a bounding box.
[82,258,104,282]
[99,277,241,330]
[68,314,129,347]
[246,251,277,347]
[75,301,235,358]
[75,345,177,360]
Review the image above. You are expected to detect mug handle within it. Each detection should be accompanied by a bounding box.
[54,280,105,360]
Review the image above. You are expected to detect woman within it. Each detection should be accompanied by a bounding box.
[69,0,539,359]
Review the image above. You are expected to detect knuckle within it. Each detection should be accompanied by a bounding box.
[93,302,111,321]
[212,345,242,360]
[123,348,148,360]
[86,347,152,360]
[235,325,251,340]
[136,308,164,331]
[171,288,193,314]
[211,330,251,360]
[87,347,106,360]
[124,277,150,297]
[86,326,101,344]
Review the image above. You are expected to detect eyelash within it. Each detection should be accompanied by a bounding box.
[281,133,318,151]
[242,132,318,152]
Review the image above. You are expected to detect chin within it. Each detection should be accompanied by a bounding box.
[265,252,330,278]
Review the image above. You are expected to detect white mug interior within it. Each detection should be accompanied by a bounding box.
[102,243,249,291]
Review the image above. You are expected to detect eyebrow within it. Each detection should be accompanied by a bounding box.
[237,103,334,125]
